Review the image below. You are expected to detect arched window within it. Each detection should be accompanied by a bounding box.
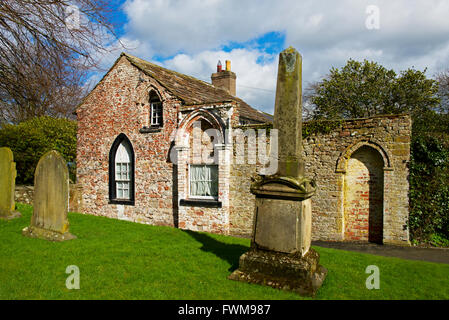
[149,90,163,127]
[109,134,135,205]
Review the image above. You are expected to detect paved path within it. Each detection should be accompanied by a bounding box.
[312,240,449,265]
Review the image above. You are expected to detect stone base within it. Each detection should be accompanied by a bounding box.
[0,211,21,220]
[228,248,327,297]
[383,239,411,246]
[22,226,76,241]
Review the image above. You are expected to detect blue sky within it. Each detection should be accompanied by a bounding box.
[92,0,449,114]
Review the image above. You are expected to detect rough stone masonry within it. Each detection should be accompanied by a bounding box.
[76,51,411,245]
[230,114,411,245]
[228,47,327,296]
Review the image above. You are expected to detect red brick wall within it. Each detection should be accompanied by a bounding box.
[76,56,181,225]
[344,145,384,242]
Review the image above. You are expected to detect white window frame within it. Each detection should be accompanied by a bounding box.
[188,164,219,200]
[115,163,130,199]
[150,101,162,126]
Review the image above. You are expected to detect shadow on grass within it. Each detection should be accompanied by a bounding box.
[183,230,248,272]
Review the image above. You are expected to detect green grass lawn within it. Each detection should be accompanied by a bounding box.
[1,203,449,300]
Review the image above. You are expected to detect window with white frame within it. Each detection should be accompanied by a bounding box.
[109,134,134,204]
[151,101,162,126]
[115,142,131,199]
[150,91,163,126]
[189,164,218,198]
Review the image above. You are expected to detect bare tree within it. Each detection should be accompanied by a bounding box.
[436,70,449,114]
[0,0,120,123]
[0,45,89,122]
[302,81,320,120]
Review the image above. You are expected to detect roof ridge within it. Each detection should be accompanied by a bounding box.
[122,52,221,90]
[119,52,271,123]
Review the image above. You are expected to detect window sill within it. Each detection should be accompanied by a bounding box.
[180,199,222,208]
[109,199,135,206]
[139,126,162,133]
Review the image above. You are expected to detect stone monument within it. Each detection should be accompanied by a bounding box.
[228,47,327,296]
[0,147,21,219]
[22,150,76,241]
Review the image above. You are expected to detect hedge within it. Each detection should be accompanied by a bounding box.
[0,116,77,184]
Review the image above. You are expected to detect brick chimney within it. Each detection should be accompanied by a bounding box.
[211,60,236,96]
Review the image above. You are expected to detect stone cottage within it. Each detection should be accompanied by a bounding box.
[76,53,411,245]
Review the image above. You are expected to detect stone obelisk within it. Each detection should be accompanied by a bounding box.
[228,47,327,296]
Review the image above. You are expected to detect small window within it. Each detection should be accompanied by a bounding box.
[151,101,162,126]
[189,164,218,198]
[150,91,163,127]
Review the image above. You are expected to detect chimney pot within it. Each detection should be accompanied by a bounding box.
[211,60,236,96]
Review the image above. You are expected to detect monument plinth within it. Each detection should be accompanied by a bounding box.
[228,47,327,296]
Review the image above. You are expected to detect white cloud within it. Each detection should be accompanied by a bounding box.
[162,48,278,113]
[122,0,281,55]
[95,0,449,113]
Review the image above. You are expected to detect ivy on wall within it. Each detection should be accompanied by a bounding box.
[236,119,344,139]
[302,120,344,139]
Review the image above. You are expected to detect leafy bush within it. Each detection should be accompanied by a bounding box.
[409,133,449,244]
[429,233,449,247]
[307,59,440,120]
[0,116,77,184]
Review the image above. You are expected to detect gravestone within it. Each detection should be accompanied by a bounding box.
[22,150,76,241]
[0,147,21,219]
[229,47,327,296]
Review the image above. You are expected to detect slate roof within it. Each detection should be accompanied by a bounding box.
[122,53,271,123]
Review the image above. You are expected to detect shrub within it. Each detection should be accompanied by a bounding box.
[409,134,449,243]
[0,116,77,184]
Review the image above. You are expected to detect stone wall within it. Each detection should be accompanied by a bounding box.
[15,185,34,205]
[228,114,411,245]
[15,184,83,213]
[229,129,266,237]
[229,163,258,237]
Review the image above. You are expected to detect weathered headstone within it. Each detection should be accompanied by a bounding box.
[0,147,21,219]
[22,150,76,241]
[229,47,327,296]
